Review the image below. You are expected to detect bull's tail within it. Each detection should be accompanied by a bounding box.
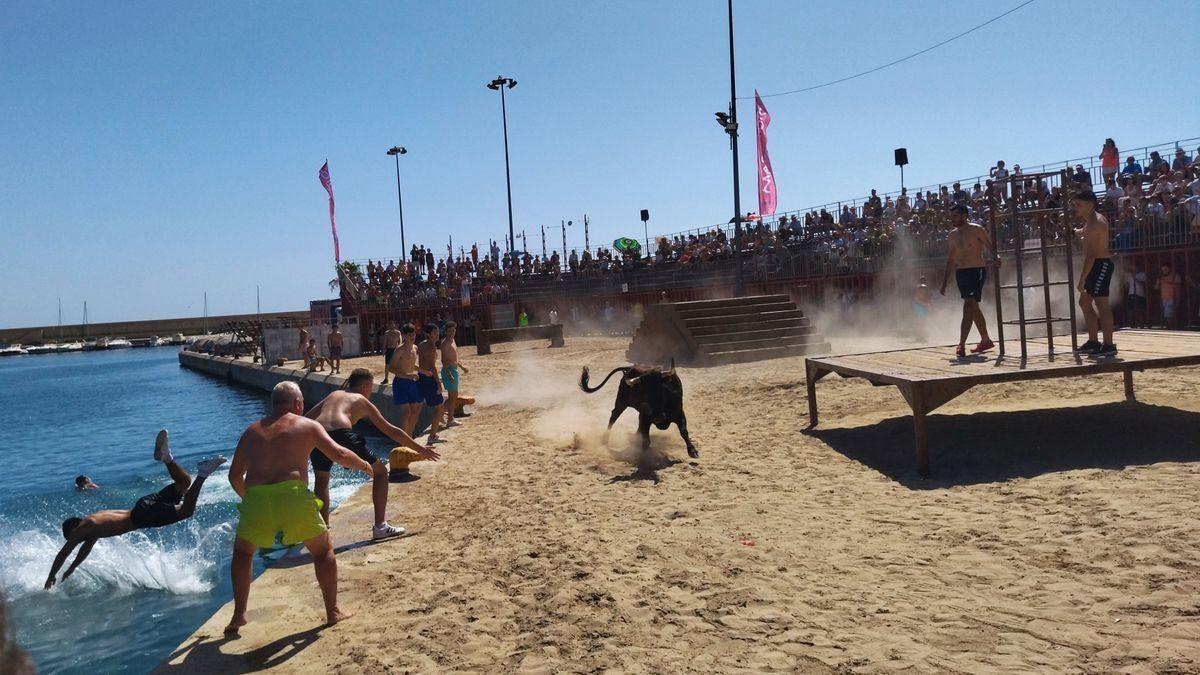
[579,366,629,393]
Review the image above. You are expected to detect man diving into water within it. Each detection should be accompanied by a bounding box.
[307,368,440,540]
[45,430,226,590]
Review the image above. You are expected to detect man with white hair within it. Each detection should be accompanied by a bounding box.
[224,381,374,635]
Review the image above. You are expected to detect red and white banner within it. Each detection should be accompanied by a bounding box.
[755,90,777,216]
[318,161,340,262]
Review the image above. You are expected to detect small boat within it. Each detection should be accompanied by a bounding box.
[0,344,28,356]
[108,338,133,349]
[130,338,153,348]
[83,337,109,351]
[25,344,56,355]
[168,333,187,345]
[57,342,84,352]
[149,336,169,347]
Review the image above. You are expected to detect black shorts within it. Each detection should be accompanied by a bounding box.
[310,428,378,473]
[1084,258,1114,297]
[384,348,395,366]
[129,483,185,529]
[956,267,987,302]
[418,373,444,407]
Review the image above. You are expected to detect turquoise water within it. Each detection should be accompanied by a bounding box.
[0,348,366,673]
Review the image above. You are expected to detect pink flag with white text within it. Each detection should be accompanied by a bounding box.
[755,90,777,216]
[318,161,340,262]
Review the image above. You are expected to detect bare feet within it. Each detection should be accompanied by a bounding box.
[326,608,354,626]
[223,614,247,636]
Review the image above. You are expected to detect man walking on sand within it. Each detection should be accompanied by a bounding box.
[46,430,225,590]
[225,381,374,635]
[439,322,470,428]
[940,204,1000,357]
[1073,191,1117,355]
[327,324,344,374]
[307,368,439,540]
[417,323,445,442]
[389,324,423,437]
[381,321,401,385]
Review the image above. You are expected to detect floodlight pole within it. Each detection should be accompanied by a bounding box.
[726,0,745,297]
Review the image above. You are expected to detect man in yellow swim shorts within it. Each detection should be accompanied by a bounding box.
[225,381,373,635]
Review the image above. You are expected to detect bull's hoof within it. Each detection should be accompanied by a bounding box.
[687,447,700,459]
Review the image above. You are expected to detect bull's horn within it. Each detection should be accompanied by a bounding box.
[625,375,643,385]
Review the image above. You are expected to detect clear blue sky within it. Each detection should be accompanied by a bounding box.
[1,0,1196,328]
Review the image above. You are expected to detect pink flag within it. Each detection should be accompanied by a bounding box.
[318,161,340,262]
[755,90,777,216]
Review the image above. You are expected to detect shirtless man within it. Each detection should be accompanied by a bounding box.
[46,430,225,590]
[381,321,401,385]
[225,381,373,634]
[306,368,439,540]
[940,204,999,357]
[416,324,445,442]
[439,322,470,428]
[1073,191,1117,355]
[327,324,344,374]
[388,324,423,437]
[304,339,329,372]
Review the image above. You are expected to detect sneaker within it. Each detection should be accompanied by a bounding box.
[955,345,967,358]
[372,522,406,541]
[196,455,228,478]
[1074,340,1101,353]
[154,429,173,463]
[1095,343,1118,357]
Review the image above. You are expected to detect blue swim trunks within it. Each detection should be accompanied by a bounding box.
[417,373,444,407]
[441,365,460,393]
[392,378,421,405]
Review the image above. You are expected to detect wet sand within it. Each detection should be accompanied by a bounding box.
[159,336,1200,673]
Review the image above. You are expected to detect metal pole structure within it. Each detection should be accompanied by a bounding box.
[726,0,745,296]
[488,77,518,255]
[561,219,567,259]
[387,147,408,254]
[501,85,514,255]
[584,214,590,252]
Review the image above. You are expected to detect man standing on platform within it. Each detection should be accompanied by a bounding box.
[940,204,999,357]
[1073,191,1117,355]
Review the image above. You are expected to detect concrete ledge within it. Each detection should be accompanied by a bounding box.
[179,351,431,430]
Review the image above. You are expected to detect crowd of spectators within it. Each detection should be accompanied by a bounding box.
[344,140,1200,309]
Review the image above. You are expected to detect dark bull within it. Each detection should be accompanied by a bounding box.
[578,362,698,459]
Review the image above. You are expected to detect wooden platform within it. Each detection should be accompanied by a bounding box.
[805,329,1200,475]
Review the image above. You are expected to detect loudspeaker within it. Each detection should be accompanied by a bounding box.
[640,209,650,222]
[894,148,908,166]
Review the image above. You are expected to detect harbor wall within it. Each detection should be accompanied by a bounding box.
[178,350,427,429]
[0,311,309,344]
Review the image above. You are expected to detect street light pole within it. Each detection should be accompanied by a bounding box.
[387,146,408,254]
[726,0,745,297]
[487,76,518,254]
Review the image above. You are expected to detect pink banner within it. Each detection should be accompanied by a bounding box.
[318,161,340,262]
[755,90,777,216]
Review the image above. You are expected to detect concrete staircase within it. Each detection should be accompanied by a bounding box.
[626,294,830,366]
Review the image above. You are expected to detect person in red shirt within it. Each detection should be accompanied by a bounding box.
[1100,138,1120,185]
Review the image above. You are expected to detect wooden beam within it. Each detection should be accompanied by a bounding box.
[1124,369,1135,402]
[805,360,827,428]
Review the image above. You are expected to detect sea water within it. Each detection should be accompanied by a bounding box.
[0,348,368,673]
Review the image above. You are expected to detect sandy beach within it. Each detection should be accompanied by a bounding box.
[158,335,1200,673]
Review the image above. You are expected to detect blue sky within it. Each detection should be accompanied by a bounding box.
[1,0,1196,327]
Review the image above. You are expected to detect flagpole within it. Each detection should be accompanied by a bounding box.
[584,214,590,253]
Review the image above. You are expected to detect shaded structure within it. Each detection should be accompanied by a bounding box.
[805,330,1200,475]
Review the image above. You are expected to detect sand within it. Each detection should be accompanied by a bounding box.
[158,336,1200,673]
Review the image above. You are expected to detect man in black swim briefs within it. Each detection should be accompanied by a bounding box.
[45,430,226,590]
[1073,191,1117,355]
[940,204,1000,357]
[306,368,439,541]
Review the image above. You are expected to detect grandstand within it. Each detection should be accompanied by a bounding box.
[339,136,1200,345]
